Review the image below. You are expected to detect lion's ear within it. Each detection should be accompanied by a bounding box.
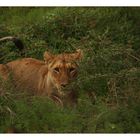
[43,51,54,64]
[70,49,83,61]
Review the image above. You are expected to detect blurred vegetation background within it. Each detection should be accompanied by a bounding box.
[0,7,140,133]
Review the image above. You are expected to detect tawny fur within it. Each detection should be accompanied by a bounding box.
[0,49,83,105]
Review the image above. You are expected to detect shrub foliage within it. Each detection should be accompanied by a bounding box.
[0,7,140,133]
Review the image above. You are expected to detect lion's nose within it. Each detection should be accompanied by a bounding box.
[61,83,68,88]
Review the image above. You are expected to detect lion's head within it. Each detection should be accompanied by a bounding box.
[43,49,83,96]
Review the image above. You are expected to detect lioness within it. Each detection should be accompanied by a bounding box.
[0,48,83,106]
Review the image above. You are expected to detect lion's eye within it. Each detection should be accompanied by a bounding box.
[54,67,60,73]
[69,68,75,72]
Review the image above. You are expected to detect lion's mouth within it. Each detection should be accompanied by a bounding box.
[54,82,73,99]
[55,85,68,96]
[57,88,65,96]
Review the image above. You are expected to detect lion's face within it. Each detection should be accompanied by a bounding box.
[44,49,83,95]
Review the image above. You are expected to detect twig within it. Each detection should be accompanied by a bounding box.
[127,53,140,62]
[0,36,16,42]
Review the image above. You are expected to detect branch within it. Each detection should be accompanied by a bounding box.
[0,36,16,42]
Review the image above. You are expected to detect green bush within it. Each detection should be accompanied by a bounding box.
[0,7,140,133]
